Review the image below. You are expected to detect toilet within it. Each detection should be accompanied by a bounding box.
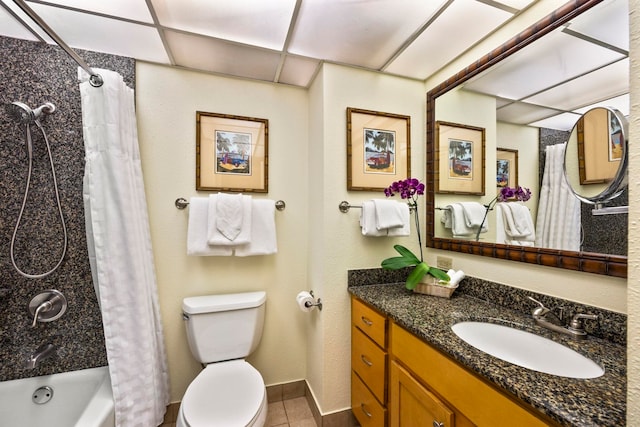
[177,291,268,427]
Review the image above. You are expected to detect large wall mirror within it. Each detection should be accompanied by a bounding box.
[426,0,628,278]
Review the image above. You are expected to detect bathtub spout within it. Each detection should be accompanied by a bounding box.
[25,343,56,369]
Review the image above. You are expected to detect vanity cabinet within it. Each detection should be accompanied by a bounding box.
[350,297,561,426]
[390,322,559,427]
[351,297,388,427]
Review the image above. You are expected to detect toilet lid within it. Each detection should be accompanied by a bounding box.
[183,360,265,427]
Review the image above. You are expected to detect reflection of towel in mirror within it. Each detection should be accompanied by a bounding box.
[441,203,488,237]
[496,202,535,246]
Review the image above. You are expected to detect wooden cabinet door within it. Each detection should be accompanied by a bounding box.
[389,361,454,427]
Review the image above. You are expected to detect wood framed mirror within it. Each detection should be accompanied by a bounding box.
[425,0,627,278]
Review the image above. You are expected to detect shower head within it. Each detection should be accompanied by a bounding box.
[6,101,55,124]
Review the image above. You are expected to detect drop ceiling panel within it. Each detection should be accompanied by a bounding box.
[33,0,154,23]
[288,0,444,70]
[278,55,320,87]
[151,0,296,50]
[166,31,281,81]
[567,0,628,51]
[29,3,169,63]
[385,0,513,79]
[497,101,562,125]
[528,112,582,131]
[573,93,630,116]
[464,28,626,100]
[524,59,629,111]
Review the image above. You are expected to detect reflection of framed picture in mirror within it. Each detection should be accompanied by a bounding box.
[496,148,518,194]
[577,108,620,185]
[435,121,485,195]
[346,107,410,191]
[196,111,268,192]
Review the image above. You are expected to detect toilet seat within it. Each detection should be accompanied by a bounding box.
[182,360,266,427]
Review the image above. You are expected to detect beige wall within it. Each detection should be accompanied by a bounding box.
[135,64,311,402]
[135,0,637,418]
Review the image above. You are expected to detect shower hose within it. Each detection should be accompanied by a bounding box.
[10,119,67,279]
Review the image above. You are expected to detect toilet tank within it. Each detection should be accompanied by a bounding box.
[182,291,266,364]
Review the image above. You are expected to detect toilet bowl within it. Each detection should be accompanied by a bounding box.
[177,360,267,427]
[177,291,268,427]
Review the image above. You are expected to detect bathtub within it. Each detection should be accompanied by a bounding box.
[0,366,114,427]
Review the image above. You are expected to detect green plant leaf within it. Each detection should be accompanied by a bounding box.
[428,267,450,282]
[381,256,417,270]
[405,262,429,290]
[393,245,421,264]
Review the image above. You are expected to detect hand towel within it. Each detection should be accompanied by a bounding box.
[216,192,243,240]
[442,204,475,237]
[372,199,405,230]
[458,202,487,228]
[360,201,387,236]
[207,194,252,245]
[187,197,233,256]
[497,202,535,245]
[235,199,278,256]
[387,203,410,236]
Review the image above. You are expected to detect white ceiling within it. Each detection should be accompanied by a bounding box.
[0,0,629,131]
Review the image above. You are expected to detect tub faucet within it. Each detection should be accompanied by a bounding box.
[25,343,56,369]
[528,297,598,340]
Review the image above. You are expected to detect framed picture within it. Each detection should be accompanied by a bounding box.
[435,121,485,195]
[496,148,518,192]
[347,107,410,191]
[577,108,620,185]
[196,111,268,192]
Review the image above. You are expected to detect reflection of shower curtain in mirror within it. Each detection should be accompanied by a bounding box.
[535,143,581,251]
[79,68,170,426]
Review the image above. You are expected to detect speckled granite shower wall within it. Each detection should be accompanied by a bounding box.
[0,36,134,381]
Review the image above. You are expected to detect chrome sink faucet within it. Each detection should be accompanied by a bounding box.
[25,343,56,369]
[527,297,598,340]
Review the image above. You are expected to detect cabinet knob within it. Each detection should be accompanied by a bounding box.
[360,354,373,367]
[361,403,372,418]
[361,316,373,326]
[433,422,444,427]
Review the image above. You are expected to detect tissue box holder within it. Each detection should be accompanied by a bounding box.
[413,277,458,298]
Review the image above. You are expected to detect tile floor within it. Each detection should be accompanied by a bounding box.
[266,396,318,427]
[160,396,318,427]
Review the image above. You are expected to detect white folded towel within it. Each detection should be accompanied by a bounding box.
[372,199,405,230]
[187,197,233,256]
[441,203,488,237]
[235,199,278,256]
[388,203,410,236]
[496,202,535,245]
[207,193,252,245]
[458,202,487,228]
[360,201,387,236]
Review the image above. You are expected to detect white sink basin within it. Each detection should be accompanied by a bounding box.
[451,321,604,379]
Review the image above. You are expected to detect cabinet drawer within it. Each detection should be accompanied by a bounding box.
[352,371,386,427]
[352,297,387,348]
[352,325,387,403]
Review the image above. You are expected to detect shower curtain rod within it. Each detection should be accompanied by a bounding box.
[12,0,103,87]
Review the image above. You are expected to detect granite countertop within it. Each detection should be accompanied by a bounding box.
[348,283,626,427]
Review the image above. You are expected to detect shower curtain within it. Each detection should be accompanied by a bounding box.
[535,143,581,251]
[79,68,170,426]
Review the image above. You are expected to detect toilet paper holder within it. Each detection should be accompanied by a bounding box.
[305,290,323,311]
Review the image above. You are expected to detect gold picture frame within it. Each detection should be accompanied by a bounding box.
[346,107,410,191]
[435,121,485,195]
[577,108,621,185]
[496,148,518,192]
[196,111,268,192]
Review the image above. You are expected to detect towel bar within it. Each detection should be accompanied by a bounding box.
[175,197,286,211]
[339,200,416,213]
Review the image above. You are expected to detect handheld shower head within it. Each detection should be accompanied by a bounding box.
[6,101,55,124]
